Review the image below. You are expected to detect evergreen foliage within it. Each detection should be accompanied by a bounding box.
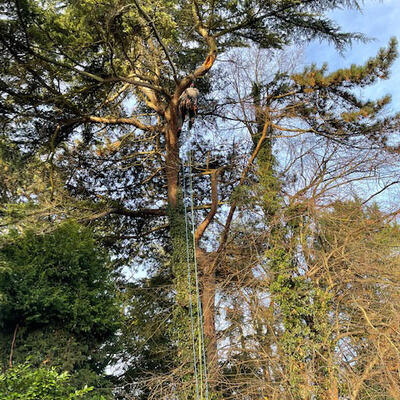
[0,0,362,152]
[0,0,400,398]
[0,222,120,396]
[114,270,176,400]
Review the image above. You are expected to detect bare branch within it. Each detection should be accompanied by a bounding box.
[217,117,270,252]
[85,115,157,132]
[361,180,400,205]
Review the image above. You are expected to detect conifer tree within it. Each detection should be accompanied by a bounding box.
[0,222,120,398]
[1,1,400,398]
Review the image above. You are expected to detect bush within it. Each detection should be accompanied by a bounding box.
[0,364,103,400]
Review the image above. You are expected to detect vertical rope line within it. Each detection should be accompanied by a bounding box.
[182,160,200,400]
[190,131,210,400]
[187,149,209,400]
[187,149,203,399]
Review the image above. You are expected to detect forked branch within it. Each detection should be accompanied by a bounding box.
[195,168,223,244]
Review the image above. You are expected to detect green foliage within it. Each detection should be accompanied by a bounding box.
[167,201,203,397]
[0,0,364,150]
[0,222,119,336]
[1,0,397,398]
[0,137,27,203]
[266,223,332,398]
[0,222,120,396]
[0,363,101,400]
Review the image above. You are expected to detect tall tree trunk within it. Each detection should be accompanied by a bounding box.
[165,104,180,208]
[165,101,218,398]
[165,104,196,395]
[197,248,218,387]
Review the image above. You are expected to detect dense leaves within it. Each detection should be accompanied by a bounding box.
[0,222,120,396]
[0,364,100,400]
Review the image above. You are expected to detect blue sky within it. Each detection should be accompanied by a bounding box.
[306,0,400,108]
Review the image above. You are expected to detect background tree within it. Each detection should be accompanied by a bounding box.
[200,43,400,399]
[306,200,400,399]
[0,222,121,398]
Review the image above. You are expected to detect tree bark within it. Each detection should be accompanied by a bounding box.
[163,30,218,393]
[197,248,218,386]
[165,102,180,208]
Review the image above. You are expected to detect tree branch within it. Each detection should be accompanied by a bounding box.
[111,207,167,218]
[195,168,223,245]
[9,324,19,368]
[217,117,270,253]
[115,76,169,99]
[22,42,168,102]
[84,115,157,132]
[361,180,400,205]
[132,0,178,82]
[172,0,218,99]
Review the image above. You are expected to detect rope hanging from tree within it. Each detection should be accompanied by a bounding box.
[182,132,209,400]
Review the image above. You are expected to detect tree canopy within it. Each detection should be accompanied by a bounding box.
[1,0,400,399]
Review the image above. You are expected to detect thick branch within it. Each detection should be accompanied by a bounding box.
[173,1,217,99]
[85,115,156,132]
[111,207,167,218]
[195,168,222,244]
[103,223,169,242]
[135,84,165,115]
[84,206,167,222]
[114,77,168,98]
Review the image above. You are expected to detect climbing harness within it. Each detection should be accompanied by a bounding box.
[181,131,209,400]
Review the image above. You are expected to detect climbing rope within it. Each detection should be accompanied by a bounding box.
[182,155,200,400]
[182,132,209,400]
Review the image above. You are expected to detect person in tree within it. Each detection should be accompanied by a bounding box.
[177,82,199,133]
